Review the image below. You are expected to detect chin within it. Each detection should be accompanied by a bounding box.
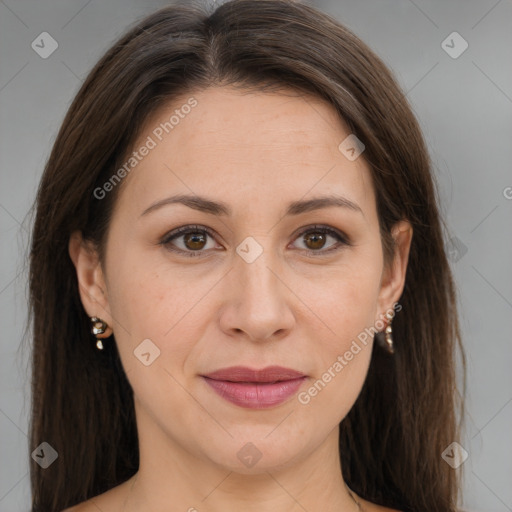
[197,428,316,474]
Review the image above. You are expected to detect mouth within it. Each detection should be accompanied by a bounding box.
[201,366,308,409]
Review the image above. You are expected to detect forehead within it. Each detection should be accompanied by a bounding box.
[114,87,375,219]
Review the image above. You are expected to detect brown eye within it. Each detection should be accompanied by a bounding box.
[183,231,207,250]
[303,231,328,250]
[161,224,349,258]
[161,225,218,257]
[292,225,349,255]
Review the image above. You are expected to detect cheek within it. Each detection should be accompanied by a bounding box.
[294,253,382,411]
[107,263,164,335]
[296,276,379,422]
[104,250,198,373]
[301,255,383,347]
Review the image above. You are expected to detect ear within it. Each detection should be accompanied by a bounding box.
[376,220,413,317]
[68,231,113,327]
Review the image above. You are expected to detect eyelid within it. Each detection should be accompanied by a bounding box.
[160,223,351,257]
[160,224,220,258]
[292,224,351,246]
[160,224,217,244]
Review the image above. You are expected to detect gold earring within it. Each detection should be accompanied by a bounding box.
[90,316,112,350]
[376,311,395,354]
[384,319,394,354]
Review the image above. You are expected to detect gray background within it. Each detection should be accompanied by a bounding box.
[1,0,511,511]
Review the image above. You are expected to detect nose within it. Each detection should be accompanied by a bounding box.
[218,245,296,343]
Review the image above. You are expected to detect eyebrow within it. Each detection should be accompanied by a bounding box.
[140,193,363,217]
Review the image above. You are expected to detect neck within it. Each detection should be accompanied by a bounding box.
[122,423,362,512]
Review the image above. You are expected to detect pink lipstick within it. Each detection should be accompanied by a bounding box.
[201,366,307,409]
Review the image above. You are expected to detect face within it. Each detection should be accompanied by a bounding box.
[70,86,412,475]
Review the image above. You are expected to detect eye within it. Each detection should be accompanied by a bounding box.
[160,225,219,257]
[290,225,350,255]
[160,224,350,258]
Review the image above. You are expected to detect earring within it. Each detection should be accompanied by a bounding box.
[90,316,112,350]
[384,318,395,354]
[377,311,395,354]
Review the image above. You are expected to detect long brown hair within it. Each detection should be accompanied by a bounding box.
[28,1,466,510]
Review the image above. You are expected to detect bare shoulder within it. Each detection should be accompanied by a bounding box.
[358,496,402,512]
[367,505,402,512]
[61,505,86,512]
[61,498,118,512]
[369,504,402,512]
[61,501,403,512]
[60,478,133,512]
[61,499,111,512]
[61,503,93,512]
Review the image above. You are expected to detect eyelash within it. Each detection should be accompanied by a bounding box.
[160,224,351,258]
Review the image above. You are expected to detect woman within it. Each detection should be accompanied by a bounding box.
[28,1,466,511]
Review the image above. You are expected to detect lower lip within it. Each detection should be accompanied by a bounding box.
[202,376,307,409]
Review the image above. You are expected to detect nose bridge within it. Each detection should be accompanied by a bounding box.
[220,234,295,340]
[235,235,283,303]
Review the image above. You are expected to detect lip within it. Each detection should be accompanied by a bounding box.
[201,366,307,409]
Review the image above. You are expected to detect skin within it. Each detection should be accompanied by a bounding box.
[67,87,412,512]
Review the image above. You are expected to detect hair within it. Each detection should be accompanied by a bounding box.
[27,0,466,511]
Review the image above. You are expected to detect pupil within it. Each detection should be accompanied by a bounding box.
[182,231,327,251]
[185,232,206,250]
[306,232,325,249]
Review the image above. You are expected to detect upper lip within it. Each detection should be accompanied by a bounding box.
[202,366,306,383]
